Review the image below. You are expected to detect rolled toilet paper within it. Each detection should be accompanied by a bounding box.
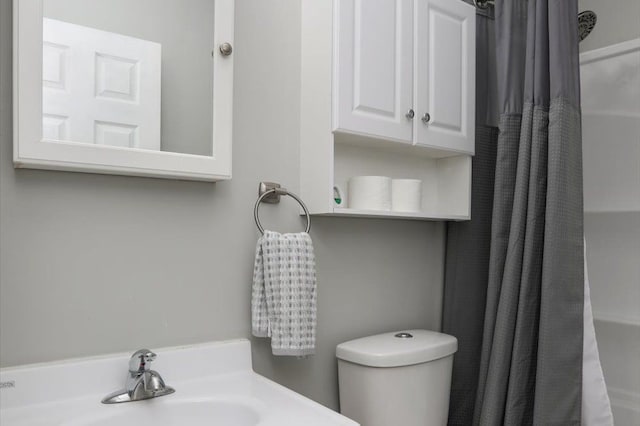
[391,179,422,212]
[348,176,391,211]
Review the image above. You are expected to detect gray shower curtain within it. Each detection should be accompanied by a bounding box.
[443,0,584,425]
[442,4,498,425]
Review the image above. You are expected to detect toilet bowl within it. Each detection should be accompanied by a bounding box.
[336,329,457,426]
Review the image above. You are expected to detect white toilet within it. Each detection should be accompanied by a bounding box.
[336,329,458,426]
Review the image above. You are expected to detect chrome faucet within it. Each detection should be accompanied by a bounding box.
[101,349,175,404]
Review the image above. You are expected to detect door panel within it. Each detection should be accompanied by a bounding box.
[415,0,475,153]
[334,0,413,143]
[42,18,161,150]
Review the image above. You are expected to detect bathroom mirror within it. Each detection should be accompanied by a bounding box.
[13,0,234,181]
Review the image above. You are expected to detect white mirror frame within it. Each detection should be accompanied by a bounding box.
[13,0,233,181]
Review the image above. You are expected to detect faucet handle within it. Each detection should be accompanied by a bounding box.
[129,349,157,373]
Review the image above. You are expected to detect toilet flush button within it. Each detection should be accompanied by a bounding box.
[394,332,413,339]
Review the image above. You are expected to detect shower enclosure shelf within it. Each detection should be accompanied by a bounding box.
[300,0,476,221]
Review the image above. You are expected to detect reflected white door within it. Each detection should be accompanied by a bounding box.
[334,0,414,144]
[42,18,161,150]
[415,0,475,153]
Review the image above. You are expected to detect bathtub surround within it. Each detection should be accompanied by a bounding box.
[0,0,445,411]
[580,35,640,424]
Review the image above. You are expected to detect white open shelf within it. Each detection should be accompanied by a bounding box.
[331,141,471,220]
[300,135,472,221]
[328,208,469,221]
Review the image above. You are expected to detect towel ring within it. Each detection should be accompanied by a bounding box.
[254,184,311,234]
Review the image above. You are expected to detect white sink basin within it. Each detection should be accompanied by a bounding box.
[0,340,357,426]
[69,400,261,426]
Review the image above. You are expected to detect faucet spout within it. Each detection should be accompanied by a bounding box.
[129,349,156,373]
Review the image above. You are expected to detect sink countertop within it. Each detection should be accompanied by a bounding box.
[0,339,358,426]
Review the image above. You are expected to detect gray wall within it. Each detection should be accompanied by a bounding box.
[579,0,640,52]
[43,0,216,156]
[0,0,445,410]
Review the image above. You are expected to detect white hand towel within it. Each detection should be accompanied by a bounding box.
[252,230,317,356]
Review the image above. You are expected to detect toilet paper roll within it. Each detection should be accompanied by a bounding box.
[348,176,391,211]
[391,179,422,212]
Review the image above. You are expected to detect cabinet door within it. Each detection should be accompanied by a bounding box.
[334,0,414,143]
[415,0,475,153]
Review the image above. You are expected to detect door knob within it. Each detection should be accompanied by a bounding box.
[219,42,233,56]
[421,112,431,124]
[405,109,415,120]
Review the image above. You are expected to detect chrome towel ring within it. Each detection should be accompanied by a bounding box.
[254,182,311,234]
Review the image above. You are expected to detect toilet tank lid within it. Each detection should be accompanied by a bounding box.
[336,330,458,367]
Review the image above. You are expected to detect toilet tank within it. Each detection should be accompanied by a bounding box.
[336,330,457,426]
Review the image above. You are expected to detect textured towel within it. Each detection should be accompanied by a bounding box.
[252,230,317,356]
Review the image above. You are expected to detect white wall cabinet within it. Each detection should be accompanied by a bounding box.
[334,0,475,154]
[302,0,476,221]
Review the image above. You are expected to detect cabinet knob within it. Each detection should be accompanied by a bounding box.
[405,109,415,120]
[421,112,431,124]
[219,42,233,56]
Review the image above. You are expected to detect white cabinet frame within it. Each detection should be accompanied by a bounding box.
[301,0,475,221]
[13,0,234,181]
